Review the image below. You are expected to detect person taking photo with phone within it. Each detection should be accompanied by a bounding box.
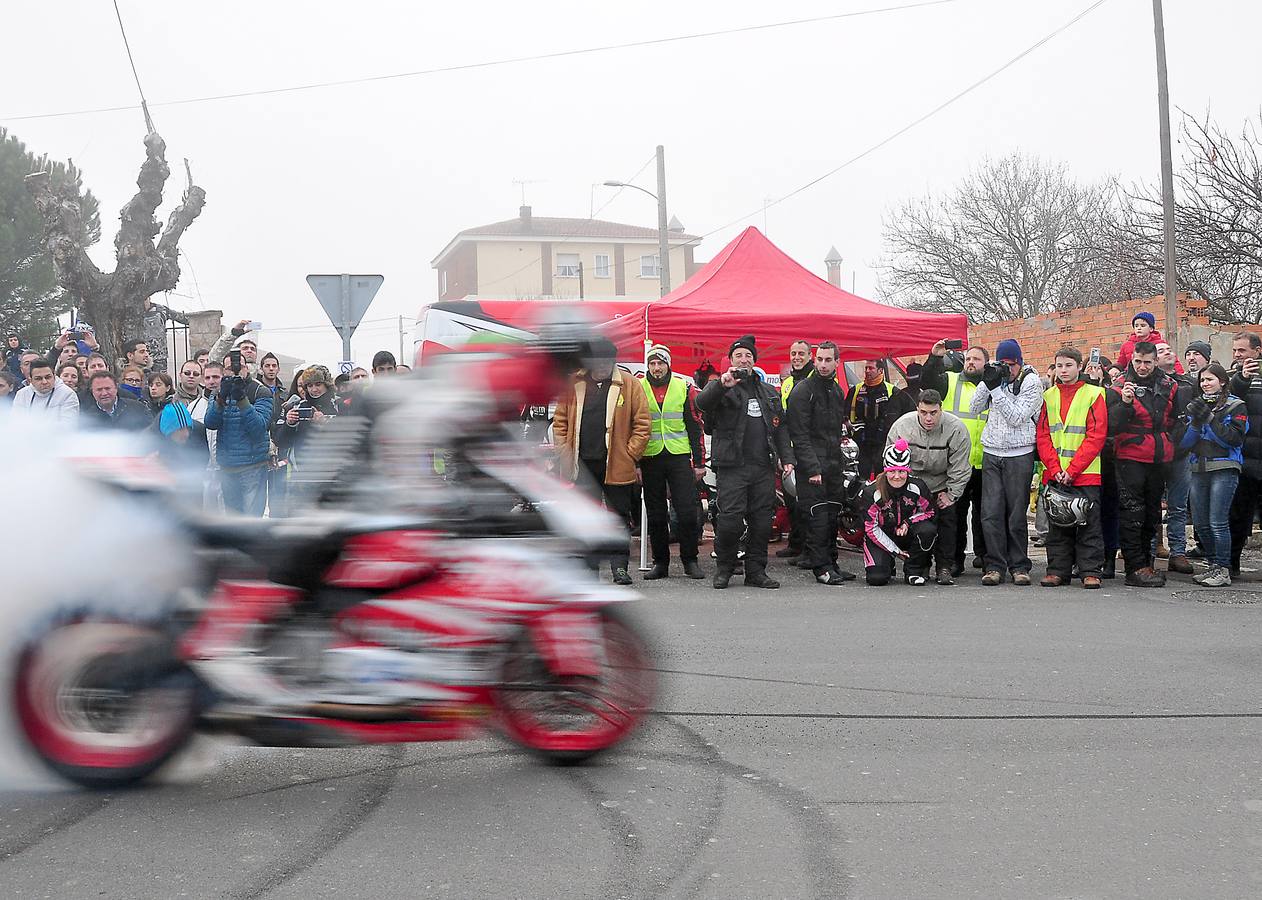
[272,365,337,484]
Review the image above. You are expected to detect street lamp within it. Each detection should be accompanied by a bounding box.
[603,145,671,299]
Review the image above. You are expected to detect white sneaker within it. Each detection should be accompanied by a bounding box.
[1201,566,1232,587]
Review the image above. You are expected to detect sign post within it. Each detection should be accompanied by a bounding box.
[306,274,384,366]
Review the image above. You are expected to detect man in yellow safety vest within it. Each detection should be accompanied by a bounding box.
[921,340,990,577]
[1035,346,1108,589]
[639,344,707,580]
[775,339,814,562]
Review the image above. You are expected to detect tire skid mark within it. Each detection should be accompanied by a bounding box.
[563,769,645,900]
[660,716,851,900]
[223,744,404,900]
[0,795,110,863]
[216,747,513,802]
[641,750,725,900]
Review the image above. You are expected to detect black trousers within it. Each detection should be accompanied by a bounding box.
[783,491,806,554]
[714,463,775,575]
[1115,459,1167,574]
[864,519,937,585]
[1045,484,1105,578]
[579,457,635,571]
[1100,449,1120,553]
[952,467,986,566]
[1228,470,1262,569]
[641,452,700,564]
[933,491,958,571]
[798,460,846,573]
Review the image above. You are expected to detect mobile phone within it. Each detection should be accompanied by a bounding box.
[944,339,963,351]
[1089,347,1100,366]
[246,321,263,331]
[296,407,316,420]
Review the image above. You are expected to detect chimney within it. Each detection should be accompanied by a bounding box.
[824,246,843,288]
[519,205,532,231]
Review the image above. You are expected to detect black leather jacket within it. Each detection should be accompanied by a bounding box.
[696,374,793,470]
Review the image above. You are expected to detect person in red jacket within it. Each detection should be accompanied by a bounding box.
[1036,347,1108,589]
[1116,311,1184,374]
[1106,340,1185,587]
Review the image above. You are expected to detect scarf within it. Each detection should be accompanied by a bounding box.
[864,369,885,388]
[647,368,672,388]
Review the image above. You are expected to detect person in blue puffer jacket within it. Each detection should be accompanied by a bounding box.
[205,361,274,515]
[1180,362,1248,586]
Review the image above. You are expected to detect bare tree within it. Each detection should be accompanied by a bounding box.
[880,153,1151,323]
[1121,112,1262,323]
[24,132,206,361]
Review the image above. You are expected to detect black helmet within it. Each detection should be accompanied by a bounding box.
[532,306,601,372]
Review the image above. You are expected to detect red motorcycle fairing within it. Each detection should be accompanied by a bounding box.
[324,530,440,589]
[180,580,303,659]
[527,609,604,678]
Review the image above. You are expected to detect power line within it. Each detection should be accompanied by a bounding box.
[110,0,155,133]
[4,0,960,122]
[475,153,657,292]
[687,0,1112,248]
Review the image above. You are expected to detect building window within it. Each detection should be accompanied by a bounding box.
[640,254,660,278]
[594,253,611,278]
[556,252,580,278]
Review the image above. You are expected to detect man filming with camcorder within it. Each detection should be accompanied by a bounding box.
[204,348,275,515]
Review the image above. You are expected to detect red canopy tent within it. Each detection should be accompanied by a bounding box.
[600,227,968,373]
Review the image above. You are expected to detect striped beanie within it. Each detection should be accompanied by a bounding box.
[646,344,671,366]
[883,438,912,472]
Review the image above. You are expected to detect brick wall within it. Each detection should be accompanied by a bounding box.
[962,294,1241,372]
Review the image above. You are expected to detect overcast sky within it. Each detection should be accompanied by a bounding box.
[4,0,1259,365]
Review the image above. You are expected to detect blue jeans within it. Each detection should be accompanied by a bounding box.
[1165,456,1191,555]
[220,462,268,516]
[1189,468,1239,568]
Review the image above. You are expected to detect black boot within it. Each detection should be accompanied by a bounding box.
[682,559,705,579]
[713,569,732,590]
[643,562,669,580]
[744,570,780,589]
[1102,550,1116,580]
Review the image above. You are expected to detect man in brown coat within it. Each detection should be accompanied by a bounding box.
[553,337,651,584]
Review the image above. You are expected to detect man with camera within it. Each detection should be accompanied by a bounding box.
[969,339,1043,586]
[1107,341,1183,587]
[1227,332,1262,575]
[920,339,989,576]
[696,335,794,590]
[272,366,337,513]
[204,349,275,515]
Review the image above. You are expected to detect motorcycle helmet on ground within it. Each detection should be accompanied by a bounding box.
[1044,483,1094,528]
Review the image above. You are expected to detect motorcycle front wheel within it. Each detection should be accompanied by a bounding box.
[493,606,656,765]
[13,619,198,789]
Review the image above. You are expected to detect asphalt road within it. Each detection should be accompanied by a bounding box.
[3,551,1262,899]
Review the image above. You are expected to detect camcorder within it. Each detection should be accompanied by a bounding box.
[982,362,1012,384]
[733,368,755,383]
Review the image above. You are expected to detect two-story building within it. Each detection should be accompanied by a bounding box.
[431,206,701,301]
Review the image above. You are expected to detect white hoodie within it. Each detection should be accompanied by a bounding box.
[11,380,80,426]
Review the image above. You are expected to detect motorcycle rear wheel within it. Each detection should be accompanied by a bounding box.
[13,619,198,789]
[494,606,656,765]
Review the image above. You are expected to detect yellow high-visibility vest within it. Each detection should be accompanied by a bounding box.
[849,380,894,422]
[944,371,987,469]
[1043,382,1106,476]
[781,369,812,408]
[641,376,691,457]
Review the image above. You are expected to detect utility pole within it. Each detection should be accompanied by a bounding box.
[1152,0,1179,350]
[398,314,406,364]
[655,145,671,298]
